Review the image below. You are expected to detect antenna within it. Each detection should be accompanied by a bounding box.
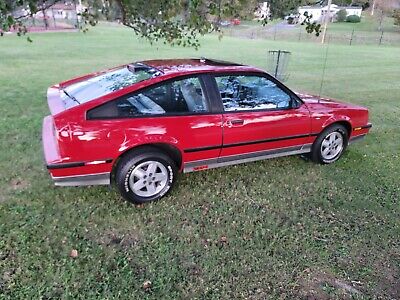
[318,42,330,102]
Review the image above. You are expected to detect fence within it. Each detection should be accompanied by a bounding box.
[223,24,400,47]
[20,15,79,32]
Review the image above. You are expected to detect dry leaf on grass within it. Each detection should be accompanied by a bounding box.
[69,249,78,258]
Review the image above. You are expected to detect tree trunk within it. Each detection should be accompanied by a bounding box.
[42,8,49,29]
[378,10,384,31]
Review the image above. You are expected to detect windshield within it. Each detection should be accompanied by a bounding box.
[61,64,161,105]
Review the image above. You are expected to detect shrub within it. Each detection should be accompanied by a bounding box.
[346,15,361,23]
[394,9,400,26]
[336,9,347,22]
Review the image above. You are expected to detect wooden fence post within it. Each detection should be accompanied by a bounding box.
[349,28,355,46]
[379,31,384,45]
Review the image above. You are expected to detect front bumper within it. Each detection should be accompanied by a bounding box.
[349,123,372,144]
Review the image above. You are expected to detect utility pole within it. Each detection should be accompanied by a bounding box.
[371,0,376,16]
[321,0,332,44]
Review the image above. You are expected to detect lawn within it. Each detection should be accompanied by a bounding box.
[0,24,399,299]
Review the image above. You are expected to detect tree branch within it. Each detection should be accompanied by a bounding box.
[13,0,62,21]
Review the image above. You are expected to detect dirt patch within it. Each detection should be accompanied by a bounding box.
[0,250,19,293]
[180,259,202,277]
[298,268,363,300]
[89,229,141,249]
[372,258,400,299]
[10,178,30,191]
[0,178,30,202]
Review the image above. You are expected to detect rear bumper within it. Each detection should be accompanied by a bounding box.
[42,115,111,186]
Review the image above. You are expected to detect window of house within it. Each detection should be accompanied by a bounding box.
[215,75,292,112]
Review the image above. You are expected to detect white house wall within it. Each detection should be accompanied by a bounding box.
[298,6,362,23]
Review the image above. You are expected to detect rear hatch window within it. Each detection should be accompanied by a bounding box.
[61,63,161,107]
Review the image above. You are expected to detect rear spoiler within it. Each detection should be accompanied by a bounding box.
[47,86,66,115]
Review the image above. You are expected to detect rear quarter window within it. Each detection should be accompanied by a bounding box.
[87,76,209,119]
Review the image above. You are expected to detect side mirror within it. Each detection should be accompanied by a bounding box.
[291,98,301,109]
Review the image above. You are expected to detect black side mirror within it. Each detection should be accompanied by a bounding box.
[291,97,301,109]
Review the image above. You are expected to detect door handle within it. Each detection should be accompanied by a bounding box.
[226,119,244,127]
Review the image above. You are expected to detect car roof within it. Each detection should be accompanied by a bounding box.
[137,58,262,75]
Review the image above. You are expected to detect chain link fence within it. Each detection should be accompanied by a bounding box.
[223,24,400,46]
[22,16,79,31]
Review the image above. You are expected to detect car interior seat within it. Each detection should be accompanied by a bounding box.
[180,81,207,112]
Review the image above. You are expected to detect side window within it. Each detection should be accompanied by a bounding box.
[215,75,292,112]
[87,77,208,119]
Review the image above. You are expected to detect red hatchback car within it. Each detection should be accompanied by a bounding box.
[42,58,371,203]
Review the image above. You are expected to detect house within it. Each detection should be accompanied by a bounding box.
[48,3,78,19]
[298,4,362,23]
[34,2,84,21]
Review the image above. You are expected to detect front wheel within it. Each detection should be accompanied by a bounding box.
[311,124,348,164]
[115,147,177,204]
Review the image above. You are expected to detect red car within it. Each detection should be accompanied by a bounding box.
[42,58,371,204]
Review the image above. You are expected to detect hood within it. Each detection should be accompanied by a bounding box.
[295,92,364,110]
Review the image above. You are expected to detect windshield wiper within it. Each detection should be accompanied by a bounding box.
[63,90,80,105]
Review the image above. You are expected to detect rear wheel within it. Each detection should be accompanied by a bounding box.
[115,147,177,204]
[311,124,348,164]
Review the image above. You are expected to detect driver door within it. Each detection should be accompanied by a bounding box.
[212,74,313,159]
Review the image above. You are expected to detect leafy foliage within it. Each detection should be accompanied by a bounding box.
[268,0,307,19]
[301,11,322,36]
[346,14,361,23]
[331,0,352,5]
[336,9,347,22]
[394,9,400,26]
[1,0,321,48]
[325,0,370,9]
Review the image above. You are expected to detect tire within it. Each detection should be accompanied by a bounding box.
[311,124,348,164]
[115,147,177,204]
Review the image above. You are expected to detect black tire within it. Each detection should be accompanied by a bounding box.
[311,124,348,164]
[115,147,177,204]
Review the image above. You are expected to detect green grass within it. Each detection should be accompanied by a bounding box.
[328,14,399,34]
[1,24,399,299]
[325,14,400,45]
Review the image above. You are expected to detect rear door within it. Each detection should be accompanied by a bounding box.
[211,73,313,162]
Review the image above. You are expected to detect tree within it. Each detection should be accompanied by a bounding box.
[1,0,320,47]
[369,0,400,28]
[321,0,370,9]
[332,0,351,5]
[268,0,309,19]
[394,9,400,26]
[336,9,347,22]
[322,0,369,7]
[371,0,400,16]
